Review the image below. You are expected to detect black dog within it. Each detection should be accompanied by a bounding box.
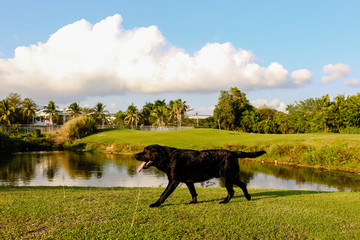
[135,145,266,207]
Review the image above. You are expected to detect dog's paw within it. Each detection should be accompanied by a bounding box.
[219,200,229,204]
[149,202,161,208]
[189,200,197,204]
[245,194,251,201]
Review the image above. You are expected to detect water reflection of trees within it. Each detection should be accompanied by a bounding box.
[1,152,360,191]
[239,160,360,191]
[0,153,37,185]
[41,153,59,180]
[62,152,104,179]
[0,152,107,184]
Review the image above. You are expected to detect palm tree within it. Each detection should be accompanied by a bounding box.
[81,107,93,115]
[43,100,59,125]
[172,99,189,128]
[0,99,15,125]
[151,105,167,127]
[6,93,22,123]
[21,98,38,124]
[92,102,110,125]
[68,102,82,117]
[113,110,126,125]
[154,99,167,108]
[125,104,139,129]
[141,102,154,125]
[168,100,178,126]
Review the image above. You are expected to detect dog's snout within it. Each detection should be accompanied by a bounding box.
[134,152,144,160]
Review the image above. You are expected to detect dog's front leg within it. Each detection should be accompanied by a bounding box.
[150,180,180,207]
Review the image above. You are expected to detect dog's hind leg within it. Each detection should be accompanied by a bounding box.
[219,177,235,204]
[185,182,198,204]
[150,180,180,207]
[234,179,251,201]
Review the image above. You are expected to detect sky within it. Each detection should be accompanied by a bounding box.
[1,0,359,115]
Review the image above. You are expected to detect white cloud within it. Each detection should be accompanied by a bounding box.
[290,69,312,86]
[0,14,311,103]
[251,98,287,112]
[344,78,359,87]
[321,63,351,83]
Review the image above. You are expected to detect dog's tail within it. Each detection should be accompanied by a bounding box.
[235,150,266,158]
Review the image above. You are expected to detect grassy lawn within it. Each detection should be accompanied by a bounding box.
[1,187,359,239]
[79,128,360,149]
[75,128,360,172]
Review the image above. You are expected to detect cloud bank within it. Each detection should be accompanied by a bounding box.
[0,14,311,102]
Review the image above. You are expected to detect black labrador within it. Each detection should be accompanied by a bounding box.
[135,145,266,207]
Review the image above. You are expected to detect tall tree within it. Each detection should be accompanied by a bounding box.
[125,104,139,129]
[213,87,251,130]
[6,93,22,123]
[154,100,167,108]
[151,105,167,127]
[168,100,178,126]
[113,110,126,125]
[150,100,168,127]
[68,102,82,117]
[92,102,110,125]
[21,98,38,124]
[43,101,59,125]
[141,102,154,126]
[171,99,189,127]
[6,93,22,109]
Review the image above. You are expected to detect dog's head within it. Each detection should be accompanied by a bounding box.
[135,145,169,172]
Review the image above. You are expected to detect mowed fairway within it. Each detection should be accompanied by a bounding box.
[79,128,360,150]
[1,187,359,239]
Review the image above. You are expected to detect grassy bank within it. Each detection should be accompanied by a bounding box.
[72,128,360,172]
[1,187,359,239]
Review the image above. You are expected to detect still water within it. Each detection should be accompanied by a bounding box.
[1,151,359,192]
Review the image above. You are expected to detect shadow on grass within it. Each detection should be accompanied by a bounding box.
[160,189,330,207]
[248,189,329,201]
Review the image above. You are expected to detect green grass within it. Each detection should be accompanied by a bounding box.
[74,128,360,172]
[1,187,359,239]
[79,128,360,149]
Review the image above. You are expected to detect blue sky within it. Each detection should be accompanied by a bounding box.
[1,0,359,114]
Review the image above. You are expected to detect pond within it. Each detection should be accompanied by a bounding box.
[1,151,359,192]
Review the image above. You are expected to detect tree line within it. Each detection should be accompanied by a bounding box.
[0,93,190,128]
[211,87,360,134]
[2,89,360,134]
